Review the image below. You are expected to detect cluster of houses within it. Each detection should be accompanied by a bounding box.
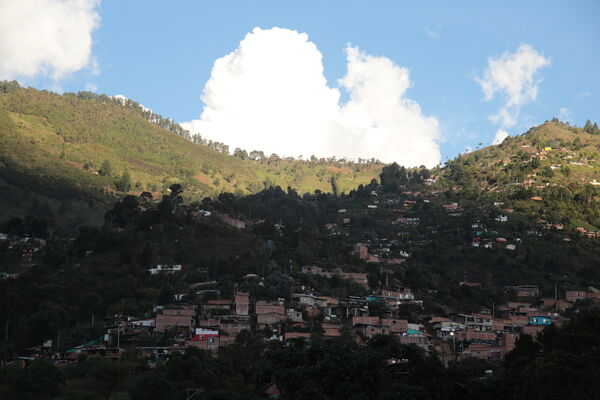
[470,222,519,250]
[427,285,600,361]
[0,232,46,273]
[24,277,598,367]
[575,226,600,238]
[8,141,600,369]
[148,264,183,275]
[24,278,430,364]
[147,283,423,352]
[300,265,370,288]
[185,205,247,230]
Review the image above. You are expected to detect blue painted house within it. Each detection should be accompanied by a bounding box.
[528,316,552,326]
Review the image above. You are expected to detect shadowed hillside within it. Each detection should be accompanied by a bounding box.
[0,82,382,225]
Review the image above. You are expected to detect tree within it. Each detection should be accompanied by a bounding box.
[268,153,280,164]
[503,312,600,400]
[541,166,554,178]
[139,191,153,208]
[159,285,174,304]
[116,170,132,192]
[379,162,408,192]
[83,358,132,400]
[233,148,248,159]
[330,175,339,197]
[169,183,183,197]
[40,202,54,221]
[1,359,66,399]
[367,299,389,318]
[0,80,21,93]
[99,160,112,176]
[249,150,266,162]
[106,195,140,227]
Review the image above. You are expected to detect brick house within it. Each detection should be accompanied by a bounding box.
[458,313,493,332]
[203,299,233,314]
[187,328,219,351]
[506,285,540,297]
[301,265,323,274]
[381,319,408,334]
[400,335,430,352]
[322,322,342,337]
[565,291,587,303]
[456,331,496,342]
[219,316,251,337]
[155,309,195,333]
[235,292,250,316]
[284,332,311,341]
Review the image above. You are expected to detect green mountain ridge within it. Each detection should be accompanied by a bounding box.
[2,81,600,232]
[0,83,383,225]
[442,119,600,230]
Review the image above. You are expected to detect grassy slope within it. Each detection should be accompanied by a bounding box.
[450,121,600,186]
[442,120,600,230]
[0,88,382,224]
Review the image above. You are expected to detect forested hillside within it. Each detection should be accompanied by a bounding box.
[0,81,382,225]
[2,80,600,400]
[443,119,600,230]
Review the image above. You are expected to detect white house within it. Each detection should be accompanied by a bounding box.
[148,264,183,275]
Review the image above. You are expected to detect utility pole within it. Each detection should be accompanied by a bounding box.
[56,331,61,353]
[450,330,456,362]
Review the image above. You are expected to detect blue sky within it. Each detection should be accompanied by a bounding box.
[2,1,599,164]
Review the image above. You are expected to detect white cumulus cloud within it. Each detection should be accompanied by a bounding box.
[492,129,509,145]
[476,43,550,129]
[181,27,441,167]
[0,0,101,80]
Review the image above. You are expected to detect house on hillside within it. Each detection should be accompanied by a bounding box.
[148,264,182,275]
[235,292,250,316]
[505,285,540,298]
[187,328,219,351]
[156,308,195,333]
[216,213,246,229]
